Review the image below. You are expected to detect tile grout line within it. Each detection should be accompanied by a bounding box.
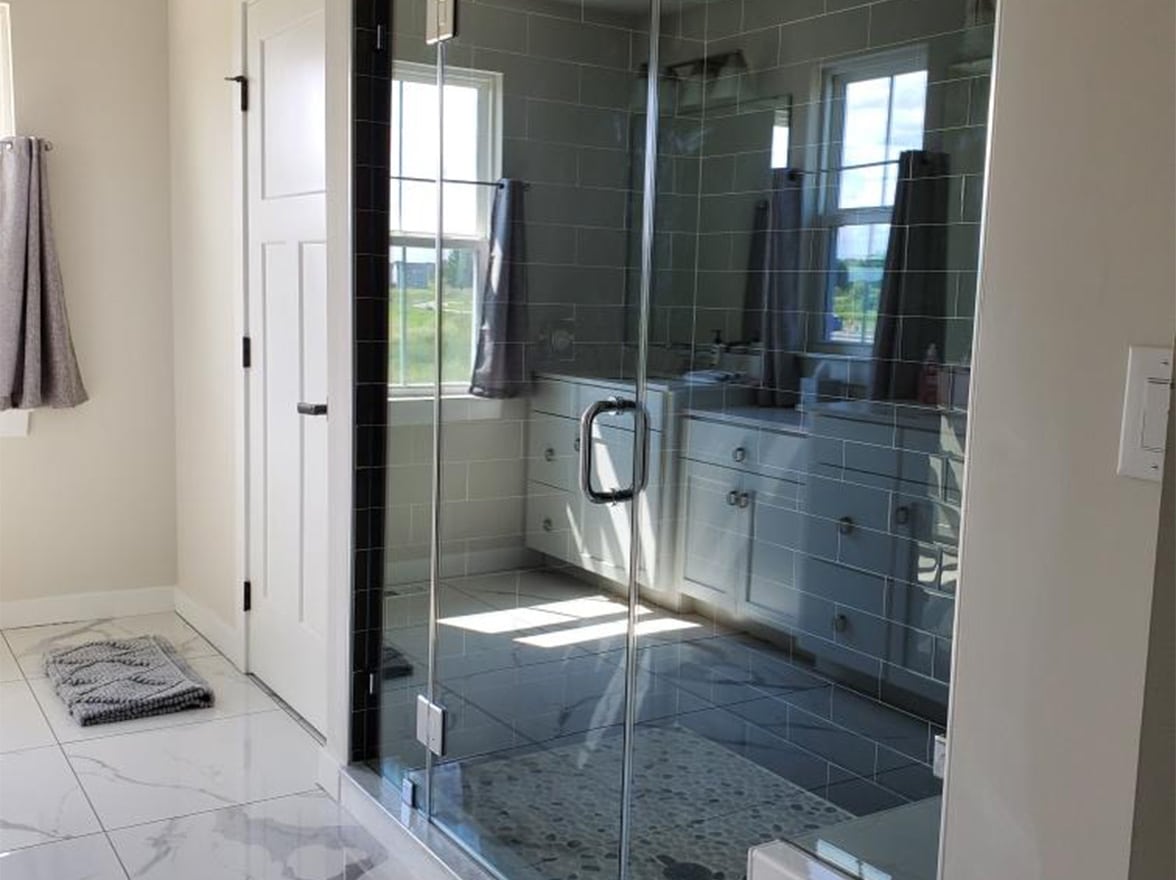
[0,612,322,875]
[23,648,130,877]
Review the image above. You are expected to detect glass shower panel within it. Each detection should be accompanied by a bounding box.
[372,23,438,790]
[627,3,994,880]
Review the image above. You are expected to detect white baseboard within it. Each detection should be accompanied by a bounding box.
[0,585,175,629]
[317,746,343,801]
[174,589,244,668]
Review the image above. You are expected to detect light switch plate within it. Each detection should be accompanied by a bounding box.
[1117,346,1173,482]
[0,410,30,437]
[933,734,948,779]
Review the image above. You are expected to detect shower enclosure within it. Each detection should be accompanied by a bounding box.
[354,1,995,878]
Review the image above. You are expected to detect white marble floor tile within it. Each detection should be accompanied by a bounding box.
[65,710,320,830]
[4,614,216,679]
[0,637,22,682]
[0,833,128,880]
[28,655,278,744]
[0,681,55,753]
[0,746,102,851]
[109,791,415,880]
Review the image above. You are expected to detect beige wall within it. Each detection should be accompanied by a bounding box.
[167,0,244,659]
[941,0,1175,878]
[0,0,176,619]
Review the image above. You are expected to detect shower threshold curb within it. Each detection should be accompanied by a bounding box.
[336,761,499,880]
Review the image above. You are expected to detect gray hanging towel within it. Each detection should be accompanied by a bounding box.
[470,179,527,399]
[870,150,950,402]
[0,136,88,410]
[746,168,805,407]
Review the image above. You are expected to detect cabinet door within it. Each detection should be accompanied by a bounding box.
[527,414,578,491]
[745,473,807,621]
[525,482,575,561]
[679,461,749,609]
[579,423,665,586]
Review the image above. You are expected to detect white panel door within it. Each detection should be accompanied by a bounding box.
[246,0,328,733]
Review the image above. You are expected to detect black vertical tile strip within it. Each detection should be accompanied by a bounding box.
[350,0,392,764]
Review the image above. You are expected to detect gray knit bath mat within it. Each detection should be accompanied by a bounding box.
[44,636,215,726]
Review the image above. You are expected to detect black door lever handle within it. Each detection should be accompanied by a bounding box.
[297,402,328,416]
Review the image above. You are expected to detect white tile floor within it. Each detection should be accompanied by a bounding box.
[0,612,432,879]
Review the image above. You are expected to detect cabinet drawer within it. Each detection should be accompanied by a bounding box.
[525,482,575,561]
[534,377,664,431]
[527,415,579,491]
[577,384,664,434]
[684,419,757,469]
[803,474,891,533]
[755,430,808,479]
[532,378,578,418]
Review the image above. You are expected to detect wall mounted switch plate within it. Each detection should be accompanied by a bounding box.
[1117,346,1173,482]
[0,410,30,437]
[933,734,948,779]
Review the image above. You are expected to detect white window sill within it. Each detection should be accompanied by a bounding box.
[387,390,524,425]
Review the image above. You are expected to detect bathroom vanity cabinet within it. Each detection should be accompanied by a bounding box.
[676,401,963,704]
[523,374,676,590]
[523,375,962,700]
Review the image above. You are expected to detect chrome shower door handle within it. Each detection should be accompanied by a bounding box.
[579,396,648,505]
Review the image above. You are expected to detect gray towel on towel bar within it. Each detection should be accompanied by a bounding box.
[0,136,88,410]
[44,636,214,726]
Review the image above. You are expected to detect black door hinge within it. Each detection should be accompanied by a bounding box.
[225,75,249,112]
[243,580,252,612]
[242,336,252,368]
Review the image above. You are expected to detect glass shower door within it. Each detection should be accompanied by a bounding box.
[419,4,655,878]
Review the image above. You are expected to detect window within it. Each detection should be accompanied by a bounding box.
[770,105,791,169]
[389,63,501,394]
[820,52,927,344]
[0,3,13,137]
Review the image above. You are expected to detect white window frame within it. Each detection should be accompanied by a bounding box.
[815,47,928,349]
[389,61,502,398]
[0,3,14,137]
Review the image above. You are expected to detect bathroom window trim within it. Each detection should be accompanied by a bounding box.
[811,46,929,353]
[388,61,503,399]
[0,3,14,137]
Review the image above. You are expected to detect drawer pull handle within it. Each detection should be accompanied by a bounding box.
[838,516,855,535]
[737,492,751,509]
[833,613,849,633]
[895,505,911,525]
[544,447,556,462]
[542,517,554,532]
[727,490,740,507]
[732,446,747,463]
